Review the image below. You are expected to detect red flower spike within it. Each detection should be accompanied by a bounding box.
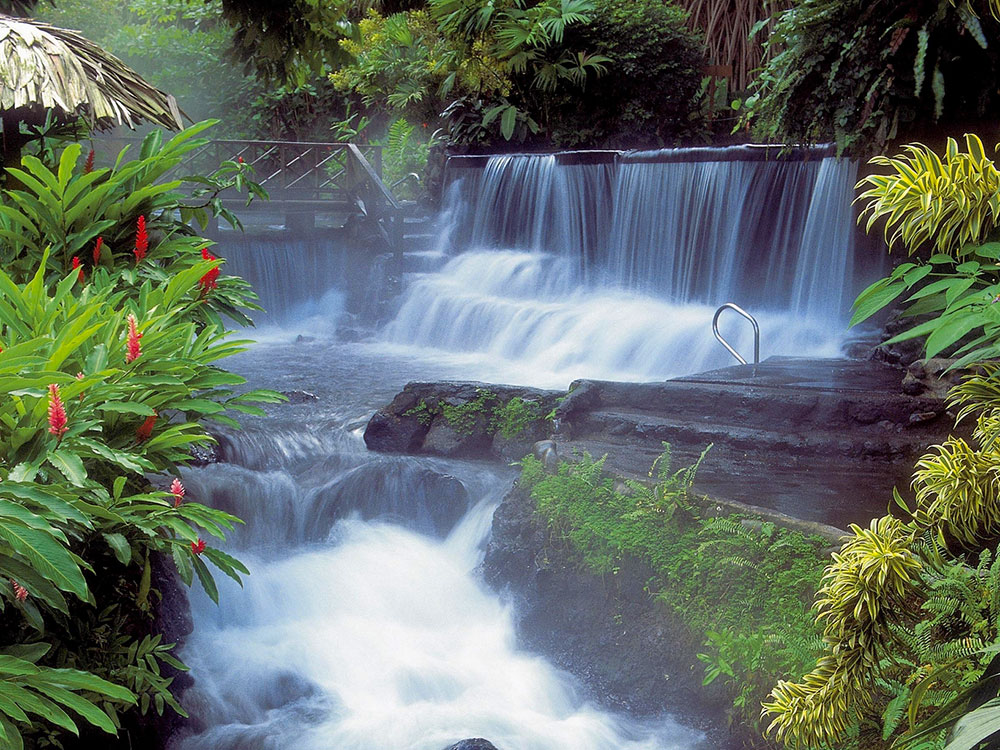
[199,247,220,293]
[136,411,157,442]
[134,215,148,263]
[83,149,95,174]
[125,313,142,363]
[170,478,185,508]
[10,579,27,602]
[72,256,84,283]
[191,539,206,555]
[47,384,67,439]
[93,236,103,266]
[237,156,244,164]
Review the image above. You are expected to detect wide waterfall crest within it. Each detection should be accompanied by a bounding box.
[384,147,862,385]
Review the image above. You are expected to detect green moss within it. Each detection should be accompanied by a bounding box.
[406,390,548,438]
[441,390,499,434]
[521,446,827,733]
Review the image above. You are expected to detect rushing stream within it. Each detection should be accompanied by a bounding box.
[170,147,876,748]
[171,341,704,750]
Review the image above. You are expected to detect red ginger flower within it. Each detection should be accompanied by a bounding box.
[72,256,84,283]
[136,411,157,442]
[10,579,27,602]
[134,215,148,263]
[83,149,95,174]
[93,236,103,266]
[191,538,206,555]
[170,478,185,507]
[47,384,67,439]
[199,248,220,293]
[125,313,142,363]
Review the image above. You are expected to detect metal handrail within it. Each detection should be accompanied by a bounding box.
[712,303,760,365]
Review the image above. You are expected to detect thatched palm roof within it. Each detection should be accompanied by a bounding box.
[0,13,183,131]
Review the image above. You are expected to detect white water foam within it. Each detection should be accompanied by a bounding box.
[176,495,702,750]
[382,250,843,388]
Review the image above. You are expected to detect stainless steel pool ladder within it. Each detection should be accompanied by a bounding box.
[712,303,760,365]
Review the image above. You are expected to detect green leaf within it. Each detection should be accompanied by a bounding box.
[46,451,87,487]
[191,554,219,604]
[96,402,156,417]
[0,523,87,599]
[945,697,1000,750]
[102,534,131,566]
[501,106,517,141]
[925,314,983,359]
[851,280,906,326]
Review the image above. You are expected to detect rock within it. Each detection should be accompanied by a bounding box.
[423,418,493,458]
[904,358,966,401]
[364,388,429,453]
[188,441,220,466]
[533,439,559,472]
[442,740,499,750]
[294,334,316,343]
[364,381,560,458]
[281,389,320,404]
[336,327,364,343]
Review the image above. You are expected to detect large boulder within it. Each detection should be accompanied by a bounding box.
[364,382,560,459]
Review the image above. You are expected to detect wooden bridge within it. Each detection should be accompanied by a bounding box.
[99,137,406,237]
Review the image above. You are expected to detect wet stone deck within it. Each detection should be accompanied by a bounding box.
[364,357,959,533]
[555,357,955,531]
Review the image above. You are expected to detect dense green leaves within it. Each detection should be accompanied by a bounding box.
[0,128,281,746]
[744,0,1000,154]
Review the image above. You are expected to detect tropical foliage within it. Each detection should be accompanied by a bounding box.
[0,123,278,747]
[743,0,1000,154]
[553,0,704,147]
[763,135,1000,749]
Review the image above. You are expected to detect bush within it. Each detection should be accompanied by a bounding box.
[0,124,280,747]
[552,0,705,147]
[744,0,1000,154]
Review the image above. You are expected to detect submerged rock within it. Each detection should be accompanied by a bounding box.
[443,740,499,750]
[281,389,320,404]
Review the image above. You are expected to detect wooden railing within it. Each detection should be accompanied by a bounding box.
[97,137,387,209]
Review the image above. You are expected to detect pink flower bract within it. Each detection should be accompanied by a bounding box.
[170,478,185,507]
[10,579,27,602]
[72,256,84,283]
[134,215,148,263]
[93,236,103,266]
[125,313,142,363]
[47,384,67,438]
[191,539,206,555]
[199,248,220,293]
[136,411,157,442]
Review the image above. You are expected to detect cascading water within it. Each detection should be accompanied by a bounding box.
[170,344,706,750]
[383,147,870,385]
[174,145,874,749]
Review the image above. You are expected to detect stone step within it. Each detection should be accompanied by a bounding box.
[572,408,928,460]
[560,358,948,435]
[557,434,912,529]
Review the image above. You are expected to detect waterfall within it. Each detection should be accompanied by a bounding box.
[383,146,869,385]
[171,346,707,749]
